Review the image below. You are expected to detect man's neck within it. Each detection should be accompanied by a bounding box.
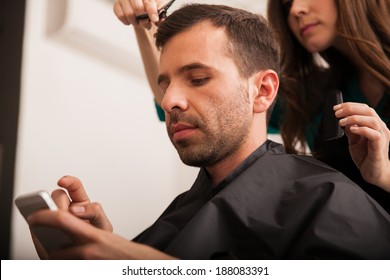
[206,136,267,186]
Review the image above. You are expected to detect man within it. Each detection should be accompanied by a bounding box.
[27,4,390,259]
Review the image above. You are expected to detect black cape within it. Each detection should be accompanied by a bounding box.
[134,140,390,259]
[314,133,390,214]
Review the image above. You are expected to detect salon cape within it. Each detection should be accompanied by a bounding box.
[134,140,390,259]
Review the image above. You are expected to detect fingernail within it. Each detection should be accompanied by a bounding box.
[58,175,69,183]
[151,14,159,23]
[26,215,32,223]
[333,104,342,111]
[339,118,348,125]
[71,206,85,214]
[335,109,343,117]
[350,126,358,132]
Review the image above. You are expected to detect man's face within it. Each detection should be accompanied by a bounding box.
[158,21,254,167]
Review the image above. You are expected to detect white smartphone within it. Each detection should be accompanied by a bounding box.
[14,190,73,253]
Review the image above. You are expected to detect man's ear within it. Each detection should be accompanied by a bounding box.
[252,70,279,113]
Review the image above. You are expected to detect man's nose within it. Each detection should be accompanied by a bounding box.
[160,83,189,113]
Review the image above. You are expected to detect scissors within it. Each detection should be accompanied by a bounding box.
[135,0,176,23]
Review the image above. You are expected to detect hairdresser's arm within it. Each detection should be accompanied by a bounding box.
[27,209,176,259]
[334,102,390,192]
[113,0,164,105]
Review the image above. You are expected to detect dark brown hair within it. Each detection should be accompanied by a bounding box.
[267,0,390,154]
[155,4,280,78]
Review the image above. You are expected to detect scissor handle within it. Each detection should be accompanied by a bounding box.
[135,0,176,23]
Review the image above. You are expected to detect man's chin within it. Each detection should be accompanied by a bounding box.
[176,148,218,168]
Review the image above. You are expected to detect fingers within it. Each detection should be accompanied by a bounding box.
[30,232,49,259]
[56,175,112,231]
[27,210,113,259]
[347,124,383,143]
[113,0,132,25]
[51,189,71,210]
[69,202,113,232]
[334,102,390,191]
[113,0,160,28]
[339,117,382,142]
[334,102,386,140]
[27,209,98,242]
[143,0,159,23]
[57,175,90,205]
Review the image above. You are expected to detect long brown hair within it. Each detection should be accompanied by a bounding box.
[267,0,390,154]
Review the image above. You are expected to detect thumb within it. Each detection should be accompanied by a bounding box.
[57,175,90,205]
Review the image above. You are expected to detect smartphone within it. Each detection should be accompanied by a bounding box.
[15,190,73,253]
[322,90,344,141]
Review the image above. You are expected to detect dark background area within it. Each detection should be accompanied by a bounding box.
[0,0,26,259]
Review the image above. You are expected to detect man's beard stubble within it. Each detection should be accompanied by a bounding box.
[166,89,251,168]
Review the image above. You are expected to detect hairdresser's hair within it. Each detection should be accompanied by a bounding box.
[155,4,280,78]
[267,0,390,154]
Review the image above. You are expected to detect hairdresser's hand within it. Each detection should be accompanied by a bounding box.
[113,0,165,29]
[334,102,390,191]
[51,175,113,231]
[27,209,176,260]
[113,0,165,105]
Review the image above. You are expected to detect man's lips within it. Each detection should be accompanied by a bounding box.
[170,123,197,141]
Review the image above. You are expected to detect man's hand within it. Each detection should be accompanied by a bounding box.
[334,102,390,191]
[52,175,113,231]
[29,176,113,259]
[27,209,176,259]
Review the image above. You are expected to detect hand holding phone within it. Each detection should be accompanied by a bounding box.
[15,190,73,253]
[322,90,345,141]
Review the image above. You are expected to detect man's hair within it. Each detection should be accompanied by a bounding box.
[155,4,280,78]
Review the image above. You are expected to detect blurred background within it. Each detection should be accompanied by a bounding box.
[1,0,268,259]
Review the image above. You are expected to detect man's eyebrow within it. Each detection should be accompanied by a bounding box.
[178,63,212,73]
[157,63,213,85]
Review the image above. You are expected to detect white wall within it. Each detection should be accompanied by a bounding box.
[10,0,267,259]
